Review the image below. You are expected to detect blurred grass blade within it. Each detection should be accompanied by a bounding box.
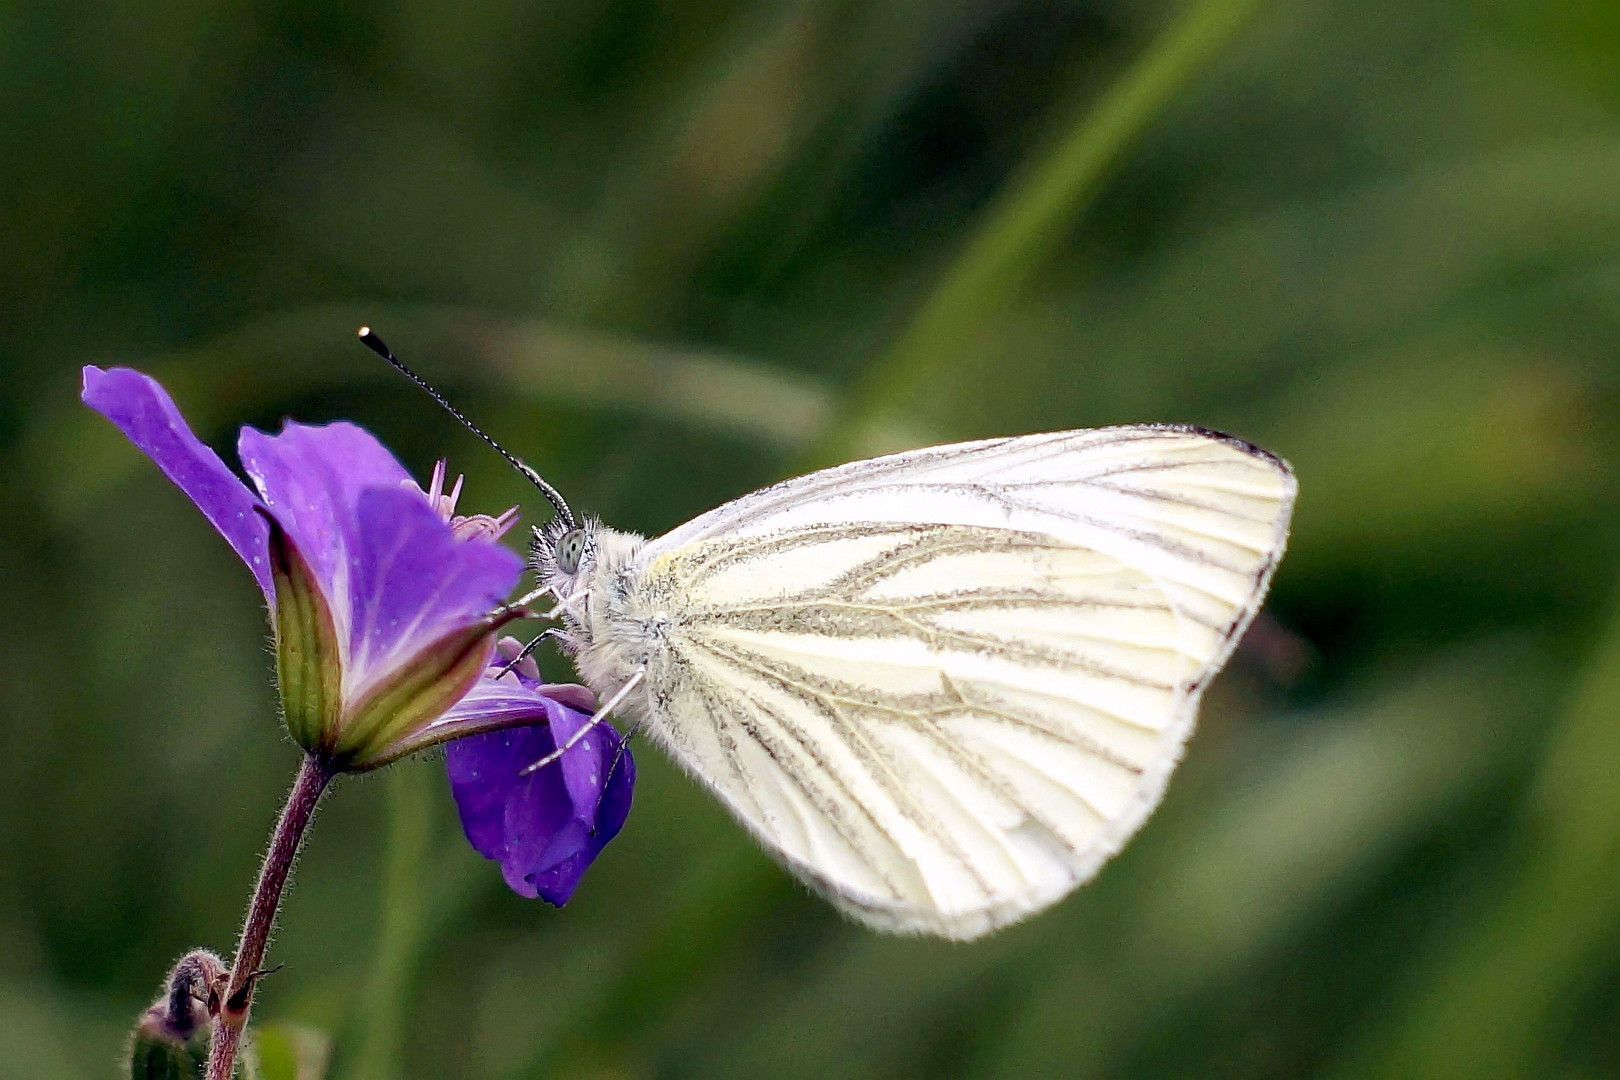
[252,1024,331,1080]
[825,0,1269,462]
[1326,606,1620,1080]
[349,762,433,1080]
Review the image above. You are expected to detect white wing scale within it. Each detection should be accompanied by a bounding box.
[611,426,1295,938]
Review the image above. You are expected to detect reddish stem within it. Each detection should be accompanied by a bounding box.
[205,753,334,1080]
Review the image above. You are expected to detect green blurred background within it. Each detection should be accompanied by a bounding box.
[4,0,1620,1076]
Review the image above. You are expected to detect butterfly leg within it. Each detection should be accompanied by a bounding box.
[492,628,569,680]
[486,585,558,631]
[500,584,588,621]
[519,669,645,776]
[540,587,589,621]
[502,586,590,622]
[492,586,596,680]
[506,583,558,610]
[592,715,644,820]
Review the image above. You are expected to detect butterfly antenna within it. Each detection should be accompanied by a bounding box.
[358,327,576,528]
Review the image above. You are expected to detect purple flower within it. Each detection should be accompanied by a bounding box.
[446,640,636,904]
[82,366,634,899]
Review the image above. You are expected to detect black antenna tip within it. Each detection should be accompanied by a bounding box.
[356,326,391,360]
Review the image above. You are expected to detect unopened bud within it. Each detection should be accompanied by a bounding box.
[127,950,224,1079]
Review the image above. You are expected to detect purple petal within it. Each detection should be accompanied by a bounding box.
[444,685,635,906]
[81,366,272,598]
[534,682,598,714]
[446,723,560,866]
[538,727,635,903]
[550,704,618,822]
[501,757,589,901]
[597,742,635,840]
[237,421,414,623]
[431,674,584,732]
[493,636,542,681]
[345,488,522,693]
[384,660,594,761]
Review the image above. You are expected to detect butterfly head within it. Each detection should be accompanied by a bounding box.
[555,527,588,576]
[532,515,599,603]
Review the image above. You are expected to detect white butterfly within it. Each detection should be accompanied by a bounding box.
[362,333,1296,939]
[536,426,1293,939]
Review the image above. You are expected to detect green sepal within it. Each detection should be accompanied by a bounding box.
[127,1024,207,1080]
[332,621,498,770]
[262,509,343,755]
[127,1029,207,1080]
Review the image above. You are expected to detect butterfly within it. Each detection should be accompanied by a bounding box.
[362,330,1296,940]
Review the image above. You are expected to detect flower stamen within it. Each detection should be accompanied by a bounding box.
[409,460,520,542]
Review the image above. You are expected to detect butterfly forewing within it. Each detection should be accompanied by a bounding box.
[628,426,1295,938]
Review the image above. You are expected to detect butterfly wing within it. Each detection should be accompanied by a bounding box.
[631,426,1296,938]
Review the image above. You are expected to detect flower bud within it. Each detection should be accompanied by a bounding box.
[126,950,223,1080]
[127,1030,205,1080]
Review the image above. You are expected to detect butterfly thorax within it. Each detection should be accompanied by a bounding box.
[530,521,667,721]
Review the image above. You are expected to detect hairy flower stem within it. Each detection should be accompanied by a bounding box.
[206,753,334,1080]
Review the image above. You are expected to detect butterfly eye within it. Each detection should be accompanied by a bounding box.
[555,528,587,576]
